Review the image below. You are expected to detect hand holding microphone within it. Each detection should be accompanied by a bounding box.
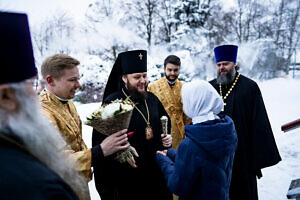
[160,116,172,148]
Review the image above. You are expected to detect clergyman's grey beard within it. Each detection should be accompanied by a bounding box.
[0,83,89,199]
[126,81,148,101]
[216,67,237,85]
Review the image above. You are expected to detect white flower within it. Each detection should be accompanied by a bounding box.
[102,102,121,119]
[121,103,133,112]
[86,99,134,122]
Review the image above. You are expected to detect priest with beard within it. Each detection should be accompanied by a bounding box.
[209,45,281,200]
[0,12,88,200]
[92,50,173,200]
[148,55,191,150]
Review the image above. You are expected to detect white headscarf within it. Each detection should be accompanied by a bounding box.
[181,80,224,124]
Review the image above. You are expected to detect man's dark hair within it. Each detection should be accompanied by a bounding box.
[164,55,181,68]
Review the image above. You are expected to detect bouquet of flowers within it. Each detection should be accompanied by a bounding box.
[86,98,133,135]
[85,98,136,164]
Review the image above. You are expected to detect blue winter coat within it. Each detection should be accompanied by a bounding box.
[156,115,238,200]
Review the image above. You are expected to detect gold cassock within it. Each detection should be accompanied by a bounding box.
[148,77,190,149]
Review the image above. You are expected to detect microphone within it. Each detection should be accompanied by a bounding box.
[160,116,168,137]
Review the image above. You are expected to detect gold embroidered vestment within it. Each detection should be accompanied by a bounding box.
[39,91,92,180]
[148,77,190,149]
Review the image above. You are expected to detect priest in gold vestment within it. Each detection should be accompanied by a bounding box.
[40,90,92,179]
[39,54,130,182]
[148,55,190,149]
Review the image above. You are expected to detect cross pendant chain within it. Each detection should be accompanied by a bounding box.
[222,102,226,111]
[219,73,240,112]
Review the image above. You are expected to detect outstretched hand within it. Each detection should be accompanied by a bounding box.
[156,150,168,156]
[100,129,129,157]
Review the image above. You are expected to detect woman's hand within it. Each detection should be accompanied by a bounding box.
[156,149,168,156]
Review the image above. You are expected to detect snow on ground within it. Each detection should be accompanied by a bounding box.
[76,78,300,200]
[76,102,101,200]
[257,78,300,200]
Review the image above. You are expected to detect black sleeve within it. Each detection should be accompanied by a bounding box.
[156,94,172,149]
[92,129,115,200]
[250,84,281,171]
[91,145,104,167]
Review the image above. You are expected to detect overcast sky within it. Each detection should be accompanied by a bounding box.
[0,0,93,25]
[1,0,237,26]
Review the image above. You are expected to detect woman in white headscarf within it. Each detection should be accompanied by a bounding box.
[156,80,238,200]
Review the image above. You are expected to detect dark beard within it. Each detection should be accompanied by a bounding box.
[165,73,178,82]
[127,81,148,102]
[216,67,236,85]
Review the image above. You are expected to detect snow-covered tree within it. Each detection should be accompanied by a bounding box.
[174,0,211,29]
[83,0,147,61]
[32,11,75,67]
